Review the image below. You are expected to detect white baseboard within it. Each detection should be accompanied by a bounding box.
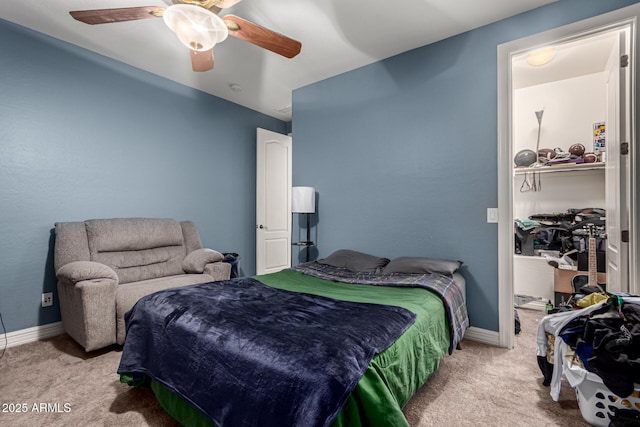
[518,299,547,311]
[463,326,501,347]
[3,322,65,349]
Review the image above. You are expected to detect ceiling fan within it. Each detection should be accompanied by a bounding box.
[69,0,302,72]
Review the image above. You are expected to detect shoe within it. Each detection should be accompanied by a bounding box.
[544,254,574,268]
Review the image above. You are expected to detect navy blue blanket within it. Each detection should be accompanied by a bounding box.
[117,277,416,427]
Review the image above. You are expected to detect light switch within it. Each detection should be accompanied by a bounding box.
[487,208,498,223]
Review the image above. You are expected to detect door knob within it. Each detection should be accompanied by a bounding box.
[257,224,264,229]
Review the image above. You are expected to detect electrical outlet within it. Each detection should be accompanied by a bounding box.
[42,292,53,308]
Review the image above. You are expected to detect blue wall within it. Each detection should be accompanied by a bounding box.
[0,19,286,333]
[292,0,640,331]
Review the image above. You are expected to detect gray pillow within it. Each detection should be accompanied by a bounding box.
[318,249,390,272]
[183,248,224,273]
[382,256,463,276]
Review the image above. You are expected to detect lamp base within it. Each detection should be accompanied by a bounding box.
[292,212,314,262]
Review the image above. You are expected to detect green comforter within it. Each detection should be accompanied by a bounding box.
[128,269,450,426]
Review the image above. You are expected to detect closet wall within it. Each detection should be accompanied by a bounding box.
[513,72,606,307]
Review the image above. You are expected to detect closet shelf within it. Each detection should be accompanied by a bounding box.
[514,254,548,260]
[514,162,605,175]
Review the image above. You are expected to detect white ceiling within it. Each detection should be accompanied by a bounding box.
[1,0,558,121]
[513,30,619,89]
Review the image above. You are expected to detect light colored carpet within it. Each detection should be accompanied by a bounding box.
[402,308,588,426]
[0,308,589,426]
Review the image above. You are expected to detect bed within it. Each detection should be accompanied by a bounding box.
[117,250,469,427]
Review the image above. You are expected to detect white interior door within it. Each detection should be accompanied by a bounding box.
[604,29,630,293]
[256,128,292,275]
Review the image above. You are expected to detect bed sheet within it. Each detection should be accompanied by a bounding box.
[123,269,451,426]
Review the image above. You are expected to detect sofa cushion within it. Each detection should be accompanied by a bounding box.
[54,222,91,272]
[180,221,205,254]
[86,218,187,284]
[86,218,184,252]
[115,274,215,345]
[183,248,224,273]
[56,261,118,283]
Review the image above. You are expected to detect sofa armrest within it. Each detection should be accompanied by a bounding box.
[204,261,232,281]
[56,261,119,352]
[56,261,118,285]
[182,248,224,273]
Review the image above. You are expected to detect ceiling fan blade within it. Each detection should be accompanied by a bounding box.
[223,15,301,59]
[70,6,164,25]
[190,49,214,72]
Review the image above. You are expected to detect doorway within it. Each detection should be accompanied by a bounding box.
[497,6,639,349]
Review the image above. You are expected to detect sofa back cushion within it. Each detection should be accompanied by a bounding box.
[86,218,187,284]
[54,221,91,273]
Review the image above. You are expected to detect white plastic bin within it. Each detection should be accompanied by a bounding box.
[563,354,640,426]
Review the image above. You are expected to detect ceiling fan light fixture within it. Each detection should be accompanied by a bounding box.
[163,4,229,52]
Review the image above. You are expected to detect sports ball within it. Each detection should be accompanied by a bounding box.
[569,143,586,157]
[583,152,597,163]
[514,149,537,167]
[538,148,556,160]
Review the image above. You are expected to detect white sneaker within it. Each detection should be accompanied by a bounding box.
[544,254,574,268]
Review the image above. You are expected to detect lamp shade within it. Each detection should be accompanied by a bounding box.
[163,4,229,52]
[291,186,315,213]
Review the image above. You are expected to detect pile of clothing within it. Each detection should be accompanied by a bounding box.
[537,296,640,425]
[560,298,640,397]
[514,208,606,256]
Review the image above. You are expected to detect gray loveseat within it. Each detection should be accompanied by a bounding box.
[54,218,231,351]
